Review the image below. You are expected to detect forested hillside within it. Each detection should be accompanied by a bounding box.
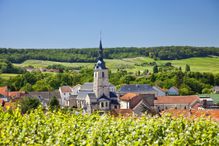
[1,46,219,63]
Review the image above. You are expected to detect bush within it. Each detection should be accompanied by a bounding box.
[48,96,60,110]
[19,97,41,114]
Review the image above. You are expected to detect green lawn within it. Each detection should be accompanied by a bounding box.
[13,56,219,74]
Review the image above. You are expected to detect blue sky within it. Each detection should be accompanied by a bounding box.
[0,0,219,48]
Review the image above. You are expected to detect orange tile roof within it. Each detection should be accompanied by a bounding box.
[8,91,20,97]
[60,86,72,93]
[0,86,8,96]
[155,95,199,104]
[120,93,139,101]
[161,109,219,122]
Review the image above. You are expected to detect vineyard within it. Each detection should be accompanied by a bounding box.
[0,107,219,145]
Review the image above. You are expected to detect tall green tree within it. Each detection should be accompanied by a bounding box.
[185,64,191,72]
[49,96,60,110]
[153,65,158,73]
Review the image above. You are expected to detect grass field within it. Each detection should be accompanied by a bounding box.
[13,56,219,74]
[0,73,18,80]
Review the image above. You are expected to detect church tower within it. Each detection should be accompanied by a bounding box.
[93,39,110,98]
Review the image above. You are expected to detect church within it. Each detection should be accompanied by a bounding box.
[59,39,119,113]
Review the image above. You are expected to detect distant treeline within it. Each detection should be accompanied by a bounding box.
[0,46,219,63]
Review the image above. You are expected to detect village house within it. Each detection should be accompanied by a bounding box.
[59,39,119,113]
[119,93,155,115]
[212,86,219,94]
[25,91,61,107]
[154,95,200,111]
[167,86,179,96]
[0,86,25,101]
[152,86,166,96]
[198,94,219,109]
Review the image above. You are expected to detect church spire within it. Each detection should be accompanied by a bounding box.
[98,39,103,61]
[95,34,106,69]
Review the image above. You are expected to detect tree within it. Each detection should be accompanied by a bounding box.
[202,88,211,94]
[185,64,191,72]
[153,65,158,74]
[49,96,60,110]
[20,83,33,92]
[19,97,41,114]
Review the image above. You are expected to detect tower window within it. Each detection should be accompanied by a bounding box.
[102,72,104,77]
[101,102,104,108]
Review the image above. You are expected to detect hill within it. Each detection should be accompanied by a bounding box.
[1,46,219,63]
[13,56,219,73]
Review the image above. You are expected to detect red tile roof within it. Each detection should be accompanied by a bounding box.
[120,93,139,101]
[0,86,8,96]
[155,95,199,105]
[60,86,72,93]
[8,92,21,97]
[161,109,219,122]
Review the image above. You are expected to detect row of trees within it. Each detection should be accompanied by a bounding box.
[1,46,219,63]
[0,59,25,74]
[2,67,218,95]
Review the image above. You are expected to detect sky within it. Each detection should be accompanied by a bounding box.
[0,0,219,48]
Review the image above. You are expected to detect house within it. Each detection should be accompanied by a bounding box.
[59,39,119,113]
[212,86,219,94]
[154,95,200,111]
[152,86,166,96]
[198,94,219,109]
[161,109,219,122]
[0,86,8,97]
[118,84,157,97]
[59,86,74,106]
[0,86,24,101]
[167,86,179,96]
[119,93,155,115]
[25,91,61,107]
[0,94,10,102]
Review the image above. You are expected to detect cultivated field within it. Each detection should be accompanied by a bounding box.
[13,57,219,74]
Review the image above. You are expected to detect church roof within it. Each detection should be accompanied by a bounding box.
[119,84,155,93]
[76,92,89,100]
[98,94,111,101]
[87,93,96,99]
[79,83,93,91]
[109,92,117,98]
[110,98,119,105]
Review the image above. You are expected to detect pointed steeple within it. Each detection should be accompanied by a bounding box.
[95,36,106,69]
[98,39,103,61]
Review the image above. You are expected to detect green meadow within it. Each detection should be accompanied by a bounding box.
[13,56,219,74]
